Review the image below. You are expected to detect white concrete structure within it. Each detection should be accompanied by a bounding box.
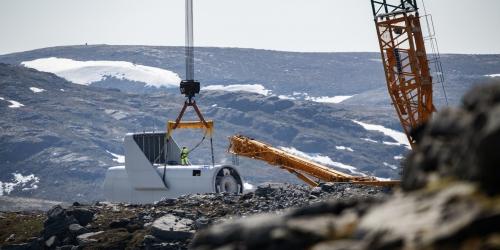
[103,132,243,204]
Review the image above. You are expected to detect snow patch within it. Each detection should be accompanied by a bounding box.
[353,120,410,149]
[336,146,354,152]
[60,89,65,92]
[306,95,355,104]
[277,95,296,100]
[0,173,40,195]
[394,155,404,160]
[286,92,355,104]
[202,84,271,96]
[486,74,500,78]
[106,150,125,164]
[29,87,46,93]
[383,162,398,170]
[243,182,255,190]
[0,97,25,108]
[279,146,365,176]
[361,138,378,143]
[21,57,181,88]
[383,141,402,147]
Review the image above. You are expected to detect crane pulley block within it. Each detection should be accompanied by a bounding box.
[180,80,200,98]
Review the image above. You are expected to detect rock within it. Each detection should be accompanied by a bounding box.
[66,207,94,226]
[358,183,484,249]
[143,234,157,244]
[43,205,78,239]
[109,218,130,228]
[76,231,103,245]
[56,245,77,250]
[402,82,500,195]
[156,198,177,206]
[255,183,285,197]
[191,211,359,250]
[308,194,318,200]
[68,223,90,236]
[79,229,131,249]
[194,217,210,230]
[5,233,15,242]
[310,186,322,196]
[151,215,194,241]
[172,209,185,217]
[318,183,336,193]
[1,243,32,250]
[45,235,57,248]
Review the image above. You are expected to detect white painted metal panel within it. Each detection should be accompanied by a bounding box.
[124,134,167,190]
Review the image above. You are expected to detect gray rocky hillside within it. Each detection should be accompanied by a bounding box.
[0,63,403,202]
[1,46,499,203]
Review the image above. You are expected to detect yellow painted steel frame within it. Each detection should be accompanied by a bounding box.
[229,135,399,187]
[374,11,435,147]
[167,120,213,137]
[166,99,213,138]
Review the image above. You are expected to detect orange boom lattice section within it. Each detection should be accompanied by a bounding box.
[372,0,436,147]
[229,135,399,187]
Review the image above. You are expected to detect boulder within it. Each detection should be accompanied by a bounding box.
[43,205,78,240]
[45,235,57,248]
[66,207,94,226]
[194,217,210,230]
[68,223,90,236]
[310,187,322,196]
[254,183,285,197]
[151,215,194,241]
[76,231,103,245]
[402,82,500,195]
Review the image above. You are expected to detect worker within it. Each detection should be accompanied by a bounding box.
[180,146,189,165]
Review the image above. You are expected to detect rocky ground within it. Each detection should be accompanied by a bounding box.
[0,183,388,249]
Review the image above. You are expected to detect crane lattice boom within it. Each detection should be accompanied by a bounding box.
[229,135,399,187]
[371,0,436,147]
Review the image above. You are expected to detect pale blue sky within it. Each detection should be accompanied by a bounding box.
[1,0,499,55]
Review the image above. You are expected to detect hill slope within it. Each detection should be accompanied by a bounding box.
[1,46,499,202]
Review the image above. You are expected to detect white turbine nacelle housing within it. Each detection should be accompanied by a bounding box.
[103,132,244,204]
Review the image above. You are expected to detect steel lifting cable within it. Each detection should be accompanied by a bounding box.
[187,131,207,154]
[157,129,210,164]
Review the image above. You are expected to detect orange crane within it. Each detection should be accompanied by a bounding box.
[227,0,441,187]
[371,0,438,147]
[229,135,400,187]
